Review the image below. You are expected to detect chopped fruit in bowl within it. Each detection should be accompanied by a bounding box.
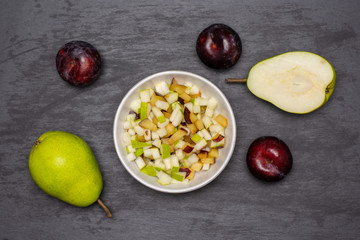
[113,71,236,193]
[122,78,227,185]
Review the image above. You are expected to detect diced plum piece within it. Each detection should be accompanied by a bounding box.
[179,167,191,178]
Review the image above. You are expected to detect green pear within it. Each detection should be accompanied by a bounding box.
[227,51,336,114]
[29,131,112,217]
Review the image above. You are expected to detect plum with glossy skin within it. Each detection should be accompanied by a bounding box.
[246,136,292,181]
[196,24,242,69]
[56,41,101,86]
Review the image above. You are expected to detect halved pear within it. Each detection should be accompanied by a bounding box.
[247,51,336,114]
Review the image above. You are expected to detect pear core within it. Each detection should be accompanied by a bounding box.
[247,51,335,114]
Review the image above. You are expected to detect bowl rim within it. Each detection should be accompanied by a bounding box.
[113,70,236,193]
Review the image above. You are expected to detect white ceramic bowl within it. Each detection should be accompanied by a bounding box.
[113,71,236,193]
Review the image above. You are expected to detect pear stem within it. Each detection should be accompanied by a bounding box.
[97,199,112,218]
[225,78,247,83]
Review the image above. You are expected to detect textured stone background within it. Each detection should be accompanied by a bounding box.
[1,0,359,239]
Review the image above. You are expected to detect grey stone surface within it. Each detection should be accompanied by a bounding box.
[1,0,359,239]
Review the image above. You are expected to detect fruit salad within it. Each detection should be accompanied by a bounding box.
[122,78,228,185]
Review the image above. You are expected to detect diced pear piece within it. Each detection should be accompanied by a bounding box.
[134,125,145,136]
[128,129,135,136]
[174,140,186,149]
[210,138,225,148]
[209,124,223,134]
[126,145,135,153]
[143,148,153,158]
[163,111,171,119]
[150,95,166,106]
[154,160,166,171]
[151,106,165,123]
[127,152,136,162]
[135,157,146,170]
[200,158,215,164]
[175,149,184,159]
[157,118,169,128]
[141,165,157,176]
[168,129,187,145]
[170,84,187,94]
[155,82,170,96]
[195,98,208,106]
[165,123,176,137]
[197,151,208,159]
[205,108,214,118]
[161,144,171,159]
[191,133,202,143]
[137,134,145,142]
[152,139,162,149]
[140,89,151,103]
[208,148,219,158]
[164,92,178,104]
[131,139,151,149]
[123,121,132,130]
[200,129,212,140]
[188,85,200,95]
[134,148,143,157]
[151,131,159,140]
[151,148,161,159]
[194,138,207,151]
[207,97,218,109]
[189,112,198,123]
[140,102,148,120]
[169,108,183,127]
[194,119,204,130]
[144,129,151,141]
[156,127,168,138]
[190,161,203,172]
[163,158,172,170]
[193,105,201,114]
[171,156,179,168]
[170,77,178,87]
[155,100,170,111]
[202,163,210,171]
[179,126,190,136]
[184,102,193,112]
[214,114,228,128]
[171,102,182,111]
[130,99,141,113]
[171,171,186,182]
[139,119,157,131]
[187,123,197,134]
[187,155,199,167]
[156,171,172,185]
[179,92,191,103]
[122,132,131,145]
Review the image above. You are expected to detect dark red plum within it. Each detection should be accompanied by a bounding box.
[246,136,292,181]
[56,41,101,86]
[196,24,242,69]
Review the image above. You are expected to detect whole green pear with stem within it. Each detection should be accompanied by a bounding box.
[29,131,112,218]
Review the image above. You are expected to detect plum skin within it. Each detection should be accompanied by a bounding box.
[196,23,242,69]
[56,41,101,87]
[246,136,293,181]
